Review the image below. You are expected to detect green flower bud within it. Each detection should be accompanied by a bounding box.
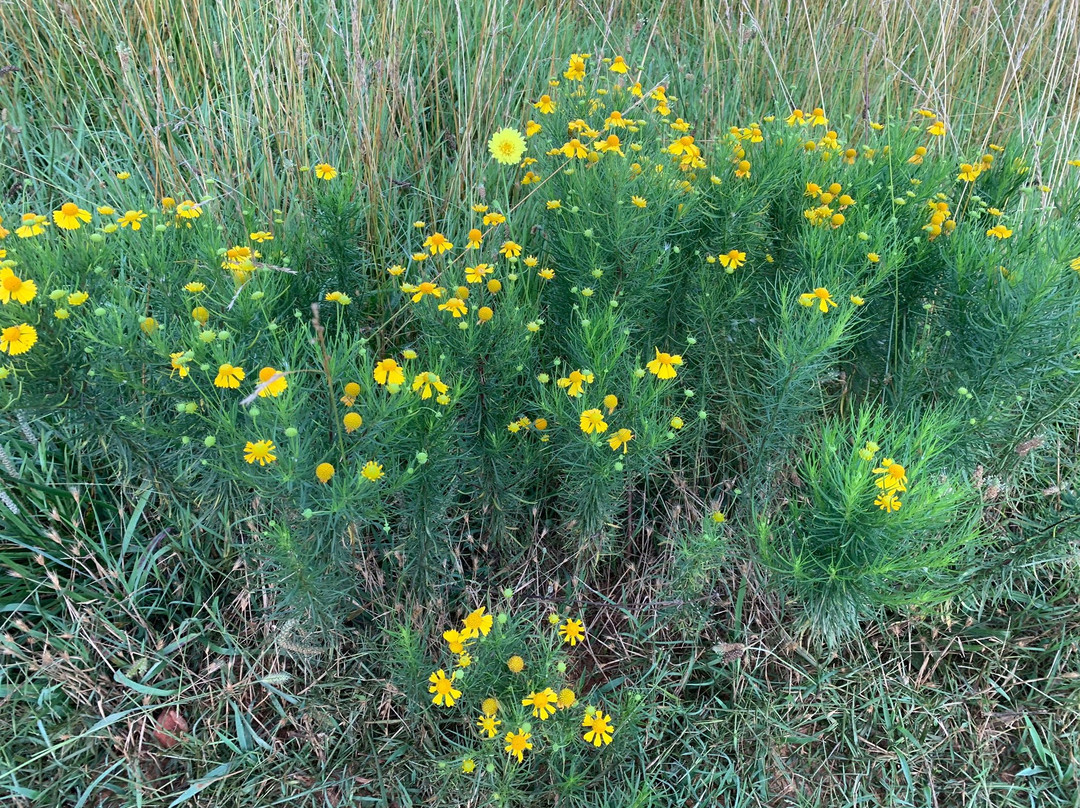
[284,427,299,438]
[416,451,429,465]
[203,435,216,447]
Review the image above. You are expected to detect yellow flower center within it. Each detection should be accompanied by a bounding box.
[61,203,79,215]
[3,275,21,291]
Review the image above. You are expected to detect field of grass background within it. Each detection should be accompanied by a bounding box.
[3,0,1080,805]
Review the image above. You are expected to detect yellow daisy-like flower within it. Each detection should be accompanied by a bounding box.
[986,224,1013,239]
[646,348,683,380]
[631,195,647,208]
[411,371,449,400]
[557,369,595,397]
[314,163,338,180]
[462,759,476,773]
[798,287,837,313]
[580,408,608,434]
[0,268,37,304]
[53,202,92,230]
[875,491,901,512]
[214,363,245,389]
[927,120,946,136]
[409,281,444,302]
[504,729,533,762]
[325,291,352,305]
[507,655,524,673]
[582,709,615,747]
[465,263,493,283]
[873,459,908,492]
[466,228,483,249]
[374,358,405,387]
[443,629,469,654]
[534,94,556,114]
[67,291,89,306]
[438,297,467,318]
[243,440,276,466]
[607,428,633,454]
[462,606,493,639]
[423,231,453,254]
[522,688,558,720]
[257,366,288,397]
[175,200,201,220]
[609,55,628,73]
[559,618,586,646]
[488,128,527,166]
[15,213,47,238]
[428,669,461,707]
[361,460,384,482]
[169,351,191,378]
[0,323,37,355]
[249,231,273,243]
[718,250,746,270]
[477,714,502,738]
[499,240,522,260]
[315,462,335,483]
[118,210,147,230]
[557,688,577,709]
[184,282,206,293]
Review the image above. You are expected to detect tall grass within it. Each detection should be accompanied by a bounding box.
[2,0,1079,221]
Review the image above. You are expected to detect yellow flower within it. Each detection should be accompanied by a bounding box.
[557,369,594,397]
[564,53,586,81]
[718,250,746,270]
[546,200,562,210]
[609,55,628,73]
[325,291,352,305]
[534,94,556,114]
[477,714,501,738]
[646,348,683,380]
[482,211,506,226]
[175,200,201,220]
[504,729,533,762]
[559,618,586,646]
[465,263,493,283]
[257,366,288,397]
[387,264,406,276]
[482,697,499,716]
[580,408,608,434]
[500,240,522,260]
[214,363,245,389]
[67,291,89,306]
[465,228,483,249]
[428,669,461,707]
[243,440,276,466]
[249,231,273,242]
[875,491,901,512]
[411,371,449,399]
[507,655,525,673]
[670,416,684,430]
[526,119,542,137]
[488,128,527,166]
[557,688,577,709]
[361,460,384,482]
[986,224,1013,239]
[53,202,91,230]
[423,231,453,254]
[786,108,806,126]
[118,210,147,230]
[867,252,880,263]
[958,163,982,182]
[522,688,558,720]
[538,267,555,280]
[0,268,37,304]
[462,606,493,639]
[343,412,363,433]
[438,297,467,318]
[374,358,405,386]
[631,195,647,208]
[478,306,493,322]
[582,710,614,746]
[409,281,444,302]
[927,120,946,136]
[858,440,880,462]
[462,759,476,773]
[0,323,37,355]
[184,282,206,293]
[850,295,866,306]
[169,351,191,378]
[711,511,726,524]
[315,463,335,483]
[603,394,618,413]
[873,459,908,492]
[607,428,633,454]
[15,213,47,238]
[314,163,338,180]
[443,629,469,654]
[798,287,837,313]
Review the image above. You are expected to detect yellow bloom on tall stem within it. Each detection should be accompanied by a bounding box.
[52,202,91,230]
[411,371,449,400]
[477,714,501,738]
[986,224,1013,239]
[609,55,628,73]
[428,669,461,707]
[314,163,338,180]
[559,618,586,646]
[522,688,558,720]
[798,287,837,313]
[582,710,615,746]
[438,297,467,318]
[873,459,908,492]
[118,210,147,230]
[0,268,37,304]
[257,366,288,397]
[504,729,533,762]
[718,250,746,270]
[557,369,594,397]
[361,460,384,481]
[488,128,527,166]
[0,323,37,355]
[374,358,405,386]
[646,348,683,379]
[243,440,276,466]
[461,606,493,639]
[580,408,608,434]
[423,232,453,254]
[214,363,245,389]
[608,428,633,453]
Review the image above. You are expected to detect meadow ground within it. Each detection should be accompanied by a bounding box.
[2,1,1080,806]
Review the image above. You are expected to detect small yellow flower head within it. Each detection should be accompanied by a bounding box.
[315,462,335,483]
[875,491,901,512]
[361,460,384,482]
[314,163,338,180]
[504,729,533,762]
[243,439,276,466]
[184,282,206,293]
[343,412,363,433]
[603,394,618,413]
[608,428,633,454]
[670,416,684,430]
[711,511,726,524]
[374,358,405,387]
[719,250,746,270]
[557,688,577,709]
[580,409,608,435]
[582,710,615,746]
[927,120,946,136]
[462,606,493,639]
[523,688,558,721]
[214,363,245,389]
[487,278,502,294]
[646,348,683,380]
[428,669,461,707]
[477,306,493,323]
[257,366,288,397]
[482,697,500,716]
[507,655,525,673]
[488,128,527,166]
[53,202,92,230]
[462,759,476,773]
[631,195,647,208]
[798,287,837,313]
[0,269,37,305]
[986,224,1013,239]
[140,316,158,335]
[0,323,37,355]
[559,618,586,646]
[477,714,502,738]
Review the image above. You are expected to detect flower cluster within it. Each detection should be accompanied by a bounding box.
[859,441,909,512]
